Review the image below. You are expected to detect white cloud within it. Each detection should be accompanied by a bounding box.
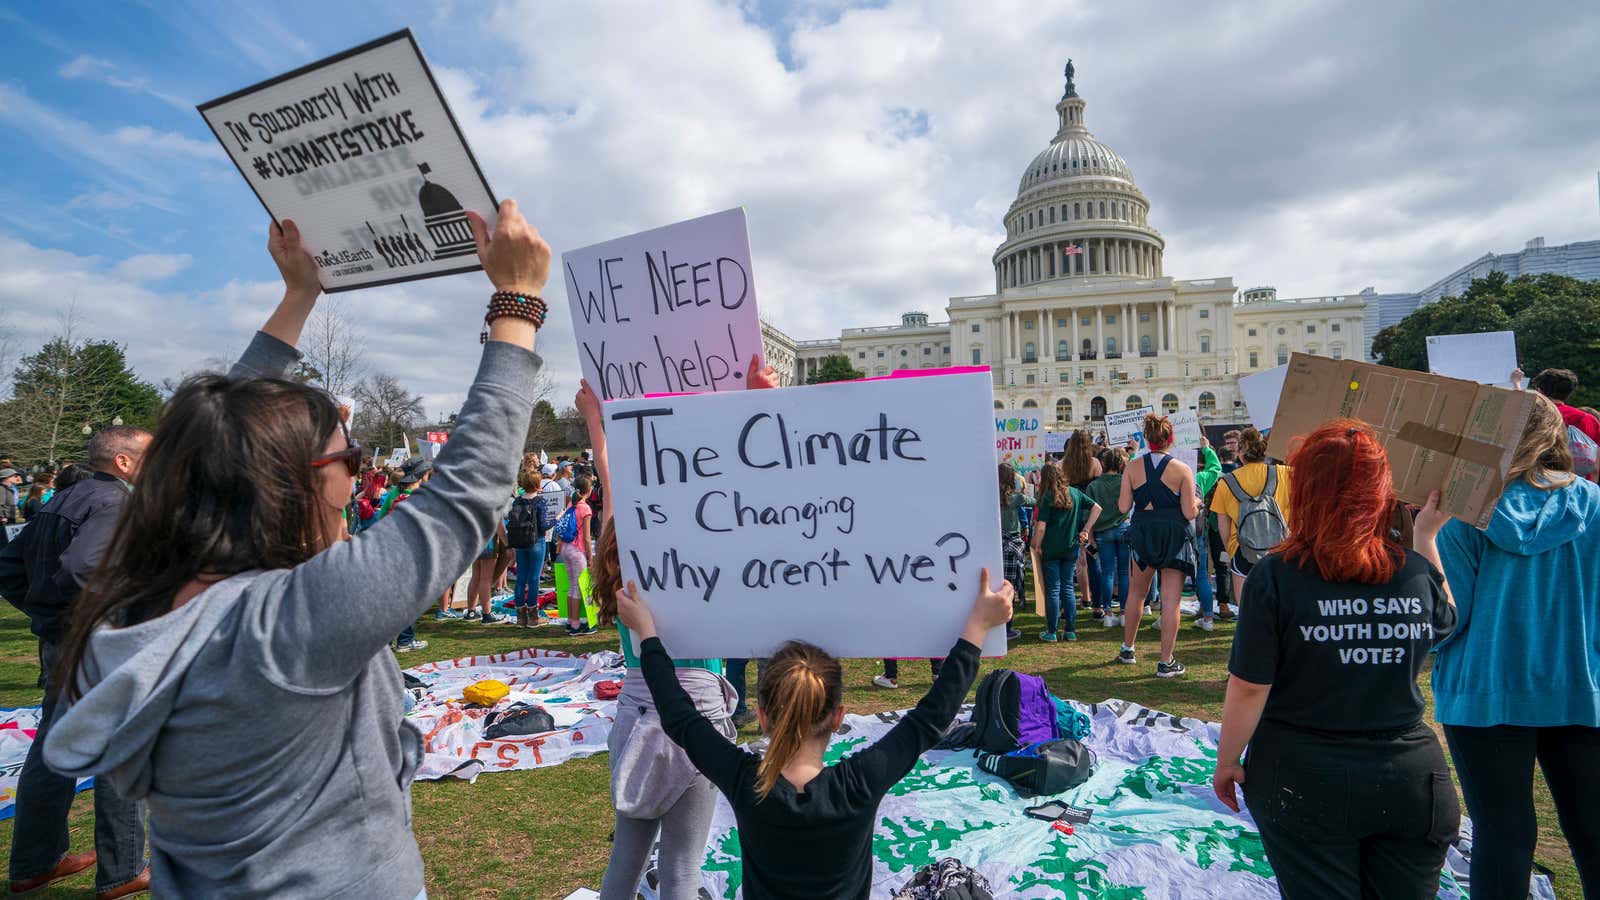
[111,126,224,160]
[57,54,190,110]
[112,253,192,282]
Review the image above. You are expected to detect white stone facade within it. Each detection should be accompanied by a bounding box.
[780,66,1367,428]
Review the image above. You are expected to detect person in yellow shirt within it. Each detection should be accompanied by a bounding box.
[1209,426,1292,608]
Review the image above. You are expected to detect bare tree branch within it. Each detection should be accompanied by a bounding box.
[302,294,366,396]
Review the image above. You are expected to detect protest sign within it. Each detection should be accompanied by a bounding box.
[1267,353,1536,528]
[385,448,408,467]
[1042,432,1069,454]
[199,30,496,292]
[1105,406,1155,447]
[1170,409,1203,451]
[996,413,1045,474]
[606,371,1005,659]
[4,524,25,543]
[1238,364,1288,431]
[563,209,762,401]
[1426,330,1519,386]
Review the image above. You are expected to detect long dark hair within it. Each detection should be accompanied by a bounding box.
[998,463,1016,508]
[1062,430,1096,484]
[57,374,343,700]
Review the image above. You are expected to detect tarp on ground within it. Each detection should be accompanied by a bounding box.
[405,647,624,781]
[1,707,92,821]
[636,698,1553,900]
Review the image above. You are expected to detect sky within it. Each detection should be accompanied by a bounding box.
[2,0,1598,419]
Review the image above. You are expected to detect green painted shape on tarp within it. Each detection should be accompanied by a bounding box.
[873,816,1001,874]
[1009,832,1148,899]
[702,828,743,900]
[887,757,981,796]
[823,736,867,765]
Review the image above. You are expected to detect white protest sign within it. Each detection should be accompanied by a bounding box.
[563,208,761,401]
[607,372,1005,659]
[385,448,408,467]
[996,413,1045,475]
[1239,364,1288,431]
[1426,330,1519,386]
[1104,406,1155,447]
[1042,432,1069,454]
[1170,409,1203,451]
[199,30,496,292]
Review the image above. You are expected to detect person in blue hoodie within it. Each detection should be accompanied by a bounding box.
[1419,393,1600,900]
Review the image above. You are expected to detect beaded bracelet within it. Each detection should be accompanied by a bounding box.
[481,291,548,343]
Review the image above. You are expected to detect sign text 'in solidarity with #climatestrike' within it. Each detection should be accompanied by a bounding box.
[563,208,763,401]
[606,371,1005,660]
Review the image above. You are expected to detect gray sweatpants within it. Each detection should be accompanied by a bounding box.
[597,776,719,900]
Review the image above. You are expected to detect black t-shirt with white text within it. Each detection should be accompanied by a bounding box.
[1228,549,1456,732]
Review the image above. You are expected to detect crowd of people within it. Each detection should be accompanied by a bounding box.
[0,204,1595,900]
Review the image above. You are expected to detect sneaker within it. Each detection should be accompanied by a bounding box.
[1149,616,1163,631]
[872,675,899,689]
[1101,614,1117,628]
[1005,625,1022,640]
[434,610,451,621]
[1156,659,1187,678]
[1063,632,1077,642]
[463,609,480,621]
[567,623,596,636]
[437,608,463,619]
[1116,646,1136,665]
[1039,631,1059,643]
[732,710,757,728]
[1216,606,1236,621]
[481,613,506,625]
[395,639,428,652]
[1114,614,1125,627]
[1196,616,1215,632]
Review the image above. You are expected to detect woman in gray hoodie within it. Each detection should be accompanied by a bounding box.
[43,204,551,899]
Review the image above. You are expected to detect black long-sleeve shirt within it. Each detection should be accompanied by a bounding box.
[0,471,129,640]
[639,635,981,900]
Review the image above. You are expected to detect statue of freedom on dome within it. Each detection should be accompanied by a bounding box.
[1063,58,1077,98]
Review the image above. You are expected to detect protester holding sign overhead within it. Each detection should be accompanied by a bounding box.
[1213,422,1459,899]
[1118,414,1198,677]
[1426,393,1600,899]
[41,203,550,899]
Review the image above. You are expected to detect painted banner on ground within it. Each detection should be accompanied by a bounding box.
[199,30,496,292]
[1426,330,1519,387]
[1104,405,1155,448]
[996,414,1045,475]
[635,699,1551,900]
[405,647,623,781]
[564,208,762,401]
[1,707,92,821]
[606,371,1004,659]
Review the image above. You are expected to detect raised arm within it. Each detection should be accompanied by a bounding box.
[1412,491,1458,609]
[1178,464,1200,520]
[849,570,1013,794]
[251,201,553,690]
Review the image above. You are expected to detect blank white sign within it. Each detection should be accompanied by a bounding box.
[1239,364,1289,431]
[606,371,1005,659]
[1426,331,1519,386]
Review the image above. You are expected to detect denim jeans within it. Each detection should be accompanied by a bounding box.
[397,623,416,646]
[1193,525,1215,618]
[9,640,147,892]
[726,658,769,716]
[1040,547,1081,635]
[1092,524,1131,614]
[514,544,546,607]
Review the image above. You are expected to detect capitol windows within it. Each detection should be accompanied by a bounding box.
[1140,335,1152,353]
[971,346,983,364]
[1331,344,1344,359]
[995,401,1005,410]
[1024,319,1035,329]
[1331,323,1342,332]
[1198,392,1217,413]
[1277,344,1289,365]
[1247,328,1258,337]
[1199,334,1211,353]
[1248,350,1259,368]
[1022,399,1039,409]
[1024,342,1037,362]
[1059,371,1071,383]
[857,352,866,359]
[1099,201,1107,218]
[1049,208,1056,224]
[1202,368,1212,378]
[1307,345,1320,356]
[971,323,981,332]
[1056,399,1073,423]
[1307,324,1317,333]
[900,349,909,357]
[1026,374,1036,385]
[1060,205,1067,220]
[923,347,931,355]
[1074,203,1082,219]
[875,367,888,377]
[1144,365,1154,379]
[1162,393,1180,414]
[1105,336,1118,355]
[1105,313,1116,324]
[1057,340,1070,360]
[877,350,885,358]
[1277,327,1286,335]
[1028,212,1034,228]
[1123,395,1142,410]
[1140,312,1151,322]
[1080,316,1091,326]
[1199,308,1210,319]
[1056,317,1068,328]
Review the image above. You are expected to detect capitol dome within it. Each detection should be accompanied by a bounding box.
[993,62,1165,292]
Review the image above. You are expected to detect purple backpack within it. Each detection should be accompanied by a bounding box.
[969,670,1061,754]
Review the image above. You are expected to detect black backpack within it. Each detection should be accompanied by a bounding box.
[483,702,556,740]
[978,739,1096,796]
[505,496,543,549]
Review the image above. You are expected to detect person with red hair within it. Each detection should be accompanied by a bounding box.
[1212,420,1459,898]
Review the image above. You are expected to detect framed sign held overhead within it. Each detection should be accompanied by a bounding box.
[199,29,497,292]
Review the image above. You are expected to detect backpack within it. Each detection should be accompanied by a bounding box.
[1221,466,1289,565]
[1568,425,1599,478]
[483,702,557,740]
[505,496,543,549]
[977,738,1096,796]
[968,669,1061,754]
[891,859,996,900]
[555,505,580,543]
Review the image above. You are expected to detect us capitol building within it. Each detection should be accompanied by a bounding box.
[759,63,1366,429]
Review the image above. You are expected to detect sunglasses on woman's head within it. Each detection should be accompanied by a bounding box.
[311,445,363,477]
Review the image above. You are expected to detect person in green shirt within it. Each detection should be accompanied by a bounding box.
[998,462,1033,642]
[1192,436,1223,630]
[1030,463,1102,642]
[1083,448,1129,626]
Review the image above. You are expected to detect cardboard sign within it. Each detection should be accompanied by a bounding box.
[606,371,1005,658]
[996,414,1045,474]
[1042,432,1069,454]
[199,30,496,292]
[1426,331,1519,387]
[563,208,762,401]
[1170,409,1203,451]
[1267,354,1536,529]
[1105,406,1155,447]
[1238,364,1288,431]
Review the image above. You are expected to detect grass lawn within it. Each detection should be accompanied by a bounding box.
[0,595,1578,898]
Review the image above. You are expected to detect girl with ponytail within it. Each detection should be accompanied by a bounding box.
[615,571,1014,899]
